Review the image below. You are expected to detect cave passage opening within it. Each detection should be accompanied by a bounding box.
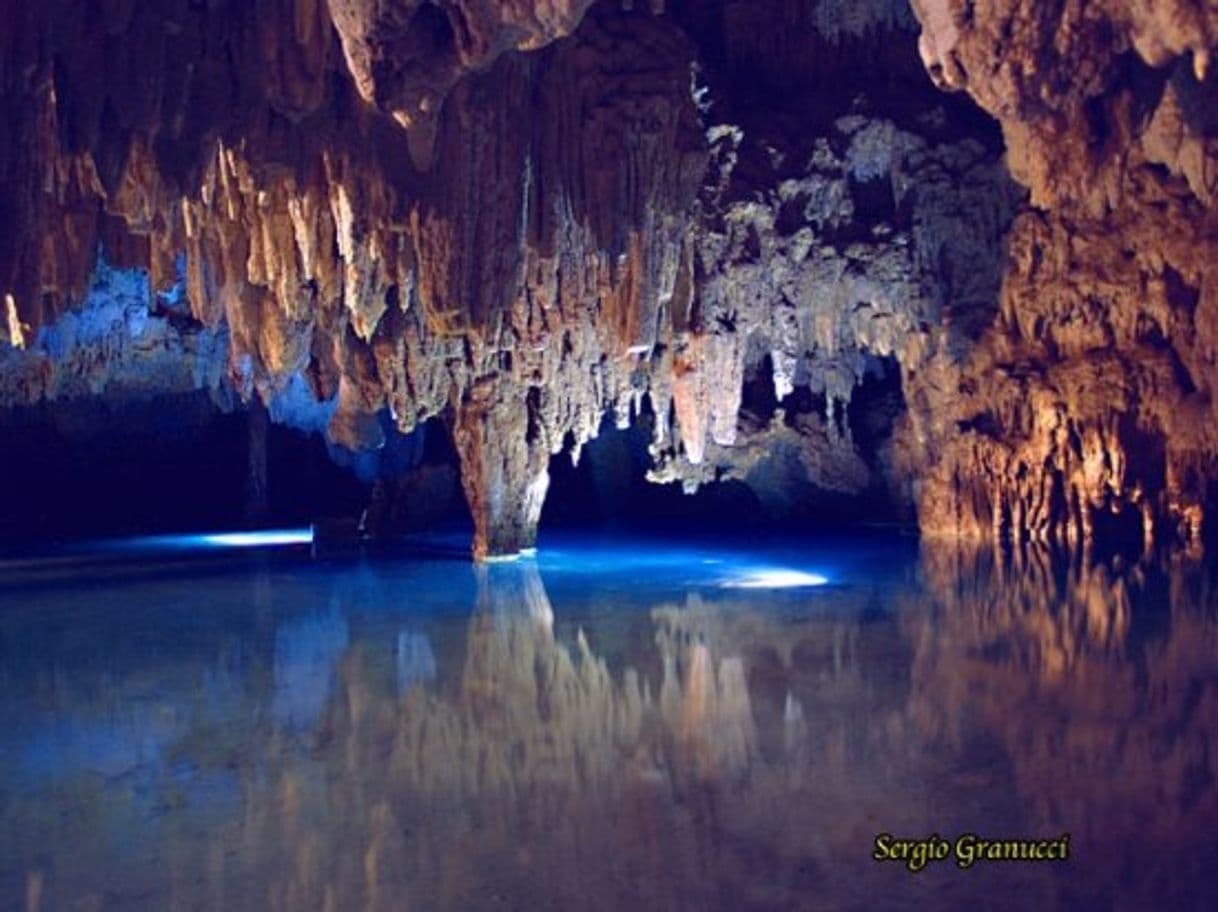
[0,397,464,550]
[541,415,771,539]
[0,358,917,557]
[540,355,911,547]
[0,382,919,562]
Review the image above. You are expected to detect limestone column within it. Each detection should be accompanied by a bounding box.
[453,377,551,560]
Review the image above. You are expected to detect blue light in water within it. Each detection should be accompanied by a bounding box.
[720,569,828,589]
[86,528,315,554]
[194,529,314,548]
[532,538,830,590]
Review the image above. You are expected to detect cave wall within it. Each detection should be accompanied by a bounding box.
[899,0,1218,549]
[1,0,1215,555]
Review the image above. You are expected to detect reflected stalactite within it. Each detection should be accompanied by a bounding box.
[908,542,1218,910]
[190,559,1063,908]
[213,562,775,910]
[5,547,1218,909]
[913,543,1136,688]
[654,598,759,783]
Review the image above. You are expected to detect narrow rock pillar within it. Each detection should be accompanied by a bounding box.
[454,378,551,560]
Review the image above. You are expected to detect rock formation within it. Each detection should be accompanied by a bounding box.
[0,0,1215,555]
[900,0,1218,548]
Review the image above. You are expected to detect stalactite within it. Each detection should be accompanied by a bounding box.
[1,0,1216,553]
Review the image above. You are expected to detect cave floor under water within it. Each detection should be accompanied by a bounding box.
[1,532,1216,911]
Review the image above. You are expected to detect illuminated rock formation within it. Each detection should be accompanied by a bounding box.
[0,256,229,407]
[899,0,1218,547]
[1,1,1215,553]
[0,0,709,555]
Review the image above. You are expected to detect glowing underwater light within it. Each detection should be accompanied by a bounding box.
[721,569,829,589]
[91,528,315,553]
[533,538,831,590]
[194,529,314,548]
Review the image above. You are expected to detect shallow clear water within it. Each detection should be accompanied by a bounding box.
[2,534,1216,911]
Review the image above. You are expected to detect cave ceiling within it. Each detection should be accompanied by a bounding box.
[0,0,1215,557]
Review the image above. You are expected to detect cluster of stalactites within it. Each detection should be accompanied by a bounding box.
[0,0,728,557]
[897,0,1218,552]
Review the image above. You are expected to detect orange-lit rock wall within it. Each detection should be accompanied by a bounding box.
[900,0,1218,548]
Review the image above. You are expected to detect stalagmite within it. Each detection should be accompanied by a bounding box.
[454,378,552,560]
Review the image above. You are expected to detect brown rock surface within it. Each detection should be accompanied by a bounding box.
[899,0,1218,548]
[1,0,1215,553]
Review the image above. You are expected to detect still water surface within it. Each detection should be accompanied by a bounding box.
[1,535,1216,910]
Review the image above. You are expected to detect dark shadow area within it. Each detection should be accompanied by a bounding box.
[847,353,905,471]
[541,401,910,541]
[543,425,773,536]
[1088,504,1146,560]
[668,0,1007,157]
[357,414,471,538]
[0,393,368,548]
[0,387,488,552]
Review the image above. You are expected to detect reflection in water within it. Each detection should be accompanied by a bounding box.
[1,542,1216,909]
[908,545,1218,911]
[272,605,349,730]
[395,632,437,695]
